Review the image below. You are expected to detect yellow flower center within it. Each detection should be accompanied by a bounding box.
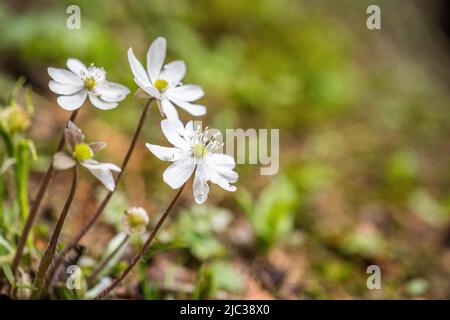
[154,79,168,91]
[127,214,145,229]
[81,65,106,91]
[73,143,93,162]
[83,77,96,91]
[193,143,207,158]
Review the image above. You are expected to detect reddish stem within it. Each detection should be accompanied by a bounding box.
[43,98,153,291]
[32,166,78,299]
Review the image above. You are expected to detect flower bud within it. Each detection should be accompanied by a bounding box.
[0,104,31,134]
[123,207,149,235]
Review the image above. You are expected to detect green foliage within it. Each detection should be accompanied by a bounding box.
[0,0,448,299]
[0,82,35,234]
[341,230,386,259]
[408,190,449,226]
[193,261,243,299]
[238,176,298,251]
[14,140,32,222]
[405,278,429,297]
[160,205,232,261]
[2,264,14,285]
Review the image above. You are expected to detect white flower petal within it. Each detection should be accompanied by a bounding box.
[66,58,88,76]
[147,37,167,83]
[162,157,195,189]
[65,121,84,149]
[132,76,161,99]
[89,142,107,154]
[48,67,83,86]
[141,84,161,99]
[95,81,130,102]
[98,162,121,172]
[168,98,206,116]
[53,152,76,170]
[67,120,79,131]
[193,164,209,204]
[145,144,188,162]
[56,89,88,110]
[205,154,238,184]
[161,119,190,149]
[81,160,118,191]
[160,60,186,85]
[206,161,238,184]
[49,80,83,95]
[204,160,237,192]
[184,120,195,138]
[160,99,180,122]
[166,84,204,102]
[88,93,118,110]
[205,153,236,169]
[217,168,238,183]
[128,47,151,88]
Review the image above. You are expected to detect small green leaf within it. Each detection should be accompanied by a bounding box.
[2,264,15,286]
[25,139,38,161]
[15,283,37,290]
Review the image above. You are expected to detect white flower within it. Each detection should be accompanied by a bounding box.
[48,59,130,111]
[122,207,150,235]
[146,119,238,204]
[128,37,206,122]
[53,121,121,191]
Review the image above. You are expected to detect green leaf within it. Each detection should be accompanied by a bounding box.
[15,283,37,290]
[250,175,298,250]
[0,121,14,156]
[2,264,15,286]
[0,233,14,253]
[15,139,31,222]
[209,261,243,293]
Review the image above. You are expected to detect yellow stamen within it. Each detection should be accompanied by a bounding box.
[73,143,93,162]
[84,77,96,91]
[154,79,168,91]
[193,143,207,158]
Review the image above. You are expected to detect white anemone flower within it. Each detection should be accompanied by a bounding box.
[53,121,121,191]
[146,119,238,204]
[128,37,206,122]
[48,59,130,111]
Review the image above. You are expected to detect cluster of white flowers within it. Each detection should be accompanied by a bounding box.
[48,36,238,230]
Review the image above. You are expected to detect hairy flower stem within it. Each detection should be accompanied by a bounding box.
[43,98,154,290]
[95,183,186,300]
[86,235,129,287]
[11,110,79,276]
[31,166,78,299]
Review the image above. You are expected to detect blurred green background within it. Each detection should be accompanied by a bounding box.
[0,0,449,299]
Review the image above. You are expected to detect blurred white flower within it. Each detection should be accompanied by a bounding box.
[146,119,238,204]
[48,59,130,111]
[128,37,206,121]
[53,121,121,191]
[122,207,150,235]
